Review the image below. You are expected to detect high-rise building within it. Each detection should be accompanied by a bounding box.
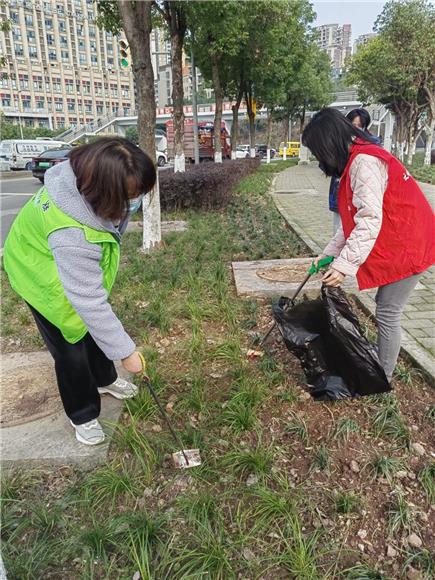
[0,0,136,131]
[314,23,352,74]
[353,33,376,54]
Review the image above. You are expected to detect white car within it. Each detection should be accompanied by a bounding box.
[156,150,167,167]
[236,144,250,159]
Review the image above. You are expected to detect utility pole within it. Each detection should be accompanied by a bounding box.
[17,90,24,139]
[191,47,199,164]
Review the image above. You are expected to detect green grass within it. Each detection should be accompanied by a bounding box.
[418,462,435,504]
[2,160,433,578]
[388,492,414,535]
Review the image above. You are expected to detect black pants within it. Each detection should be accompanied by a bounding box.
[29,305,117,425]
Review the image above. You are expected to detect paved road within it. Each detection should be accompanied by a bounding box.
[1,175,41,246]
[0,166,171,247]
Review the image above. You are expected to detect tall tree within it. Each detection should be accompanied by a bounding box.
[96,0,161,251]
[154,2,187,172]
[188,1,247,162]
[347,0,435,165]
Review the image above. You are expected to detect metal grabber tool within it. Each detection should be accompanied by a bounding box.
[259,256,334,347]
[137,353,202,469]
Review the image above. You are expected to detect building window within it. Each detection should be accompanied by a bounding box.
[14,43,24,56]
[79,53,86,65]
[27,31,36,42]
[22,97,31,109]
[36,99,45,109]
[45,18,53,29]
[19,75,29,89]
[121,87,129,98]
[61,50,69,62]
[24,15,33,26]
[33,77,43,90]
[12,27,21,40]
[45,80,51,91]
[91,55,98,65]
[106,44,113,54]
[1,96,11,107]
[10,12,19,23]
[58,21,66,33]
[77,25,84,36]
[111,85,118,97]
[82,81,91,94]
[79,39,85,49]
[49,49,57,61]
[29,46,38,58]
[24,119,34,127]
[89,26,96,38]
[107,57,114,65]
[55,98,63,111]
[46,34,55,46]
[43,2,51,13]
[56,4,65,16]
[96,105,103,114]
[90,40,97,51]
[67,102,75,112]
[60,36,68,47]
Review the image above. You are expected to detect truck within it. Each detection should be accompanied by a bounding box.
[166,119,231,163]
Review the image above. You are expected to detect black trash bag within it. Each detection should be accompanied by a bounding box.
[272,285,391,401]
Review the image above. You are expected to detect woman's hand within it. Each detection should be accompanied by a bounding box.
[322,268,345,287]
[313,254,327,269]
[122,351,145,374]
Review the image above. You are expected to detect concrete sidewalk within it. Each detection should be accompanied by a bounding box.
[271,163,435,381]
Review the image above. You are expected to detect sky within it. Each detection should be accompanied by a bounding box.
[312,0,388,42]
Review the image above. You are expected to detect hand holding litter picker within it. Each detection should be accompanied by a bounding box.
[137,353,202,469]
[259,256,334,347]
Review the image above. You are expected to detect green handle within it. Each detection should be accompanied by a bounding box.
[308,255,334,275]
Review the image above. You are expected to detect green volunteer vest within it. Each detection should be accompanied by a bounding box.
[3,188,120,343]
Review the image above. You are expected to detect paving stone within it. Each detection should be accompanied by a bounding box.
[269,163,435,383]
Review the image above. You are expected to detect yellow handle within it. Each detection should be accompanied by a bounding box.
[137,352,149,378]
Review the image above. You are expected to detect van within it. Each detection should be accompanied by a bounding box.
[0,139,68,171]
[278,141,300,158]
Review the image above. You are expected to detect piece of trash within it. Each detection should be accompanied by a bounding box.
[172,449,202,469]
[246,349,264,360]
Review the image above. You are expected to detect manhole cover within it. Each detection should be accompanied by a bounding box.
[0,354,62,428]
[256,263,317,283]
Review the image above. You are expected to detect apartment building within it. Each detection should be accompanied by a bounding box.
[0,0,135,130]
[315,23,352,75]
[353,33,377,54]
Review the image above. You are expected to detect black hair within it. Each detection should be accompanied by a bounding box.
[69,137,156,220]
[302,108,372,177]
[346,108,371,131]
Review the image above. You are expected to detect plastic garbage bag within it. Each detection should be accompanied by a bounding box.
[272,285,391,400]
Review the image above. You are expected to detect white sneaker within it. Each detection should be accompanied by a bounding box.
[70,419,105,445]
[98,377,138,400]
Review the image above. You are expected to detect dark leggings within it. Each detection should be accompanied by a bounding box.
[29,305,117,425]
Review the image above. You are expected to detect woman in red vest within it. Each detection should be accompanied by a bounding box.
[302,108,435,381]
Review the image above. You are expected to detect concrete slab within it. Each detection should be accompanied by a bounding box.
[0,351,128,470]
[232,257,358,298]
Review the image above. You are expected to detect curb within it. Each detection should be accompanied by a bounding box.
[1,171,32,180]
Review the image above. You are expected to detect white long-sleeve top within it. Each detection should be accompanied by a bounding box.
[323,154,388,277]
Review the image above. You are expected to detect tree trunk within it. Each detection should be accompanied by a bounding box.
[118,0,160,251]
[266,108,273,164]
[211,56,223,163]
[424,118,435,166]
[281,112,290,143]
[245,88,256,158]
[168,5,186,172]
[230,84,243,160]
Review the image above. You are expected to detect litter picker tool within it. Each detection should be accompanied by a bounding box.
[259,256,334,347]
[137,353,202,469]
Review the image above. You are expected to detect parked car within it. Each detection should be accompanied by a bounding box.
[0,139,69,171]
[236,144,250,159]
[278,141,300,158]
[256,144,276,159]
[31,147,72,183]
[156,150,167,167]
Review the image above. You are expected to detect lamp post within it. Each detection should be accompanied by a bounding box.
[16,89,24,139]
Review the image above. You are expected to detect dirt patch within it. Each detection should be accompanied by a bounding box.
[1,351,61,427]
[256,263,318,283]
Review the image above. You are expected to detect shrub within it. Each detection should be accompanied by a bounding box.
[158,158,260,211]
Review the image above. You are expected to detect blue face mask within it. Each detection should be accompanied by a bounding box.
[129,195,144,215]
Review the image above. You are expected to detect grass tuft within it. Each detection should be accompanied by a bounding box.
[418,462,435,504]
[369,455,406,484]
[334,491,360,514]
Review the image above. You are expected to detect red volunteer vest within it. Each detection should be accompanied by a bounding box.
[338,141,435,290]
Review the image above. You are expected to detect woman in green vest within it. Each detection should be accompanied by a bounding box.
[3,137,156,445]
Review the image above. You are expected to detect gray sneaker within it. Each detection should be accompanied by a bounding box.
[70,419,105,445]
[98,377,138,400]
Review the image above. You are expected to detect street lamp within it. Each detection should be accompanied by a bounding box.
[16,89,24,139]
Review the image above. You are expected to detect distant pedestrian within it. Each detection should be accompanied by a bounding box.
[3,138,156,445]
[303,108,435,381]
[328,108,381,234]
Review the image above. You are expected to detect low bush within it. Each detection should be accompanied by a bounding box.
[159,158,260,211]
